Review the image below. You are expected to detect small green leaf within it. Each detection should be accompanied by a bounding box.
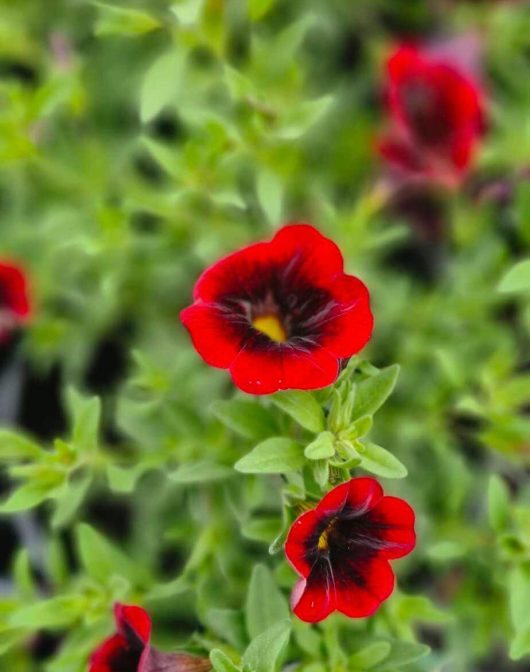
[276,96,334,140]
[171,0,204,25]
[349,642,391,669]
[359,442,407,479]
[169,460,233,484]
[249,0,277,21]
[0,480,61,513]
[242,620,291,672]
[207,610,247,650]
[13,550,36,598]
[242,517,282,543]
[0,430,41,461]
[304,432,335,460]
[510,563,530,634]
[140,50,184,123]
[510,629,530,660]
[93,2,161,36]
[245,564,290,640]
[106,464,149,493]
[52,471,93,528]
[212,399,278,440]
[67,389,101,454]
[257,169,283,226]
[352,365,400,419]
[271,391,325,433]
[235,438,304,474]
[499,259,530,294]
[373,640,430,670]
[210,649,241,672]
[488,474,511,532]
[9,595,85,629]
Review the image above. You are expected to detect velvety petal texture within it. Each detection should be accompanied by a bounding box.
[89,604,211,672]
[181,224,373,394]
[0,259,32,343]
[285,478,416,623]
[378,40,485,187]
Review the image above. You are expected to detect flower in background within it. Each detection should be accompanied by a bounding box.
[180,224,373,395]
[378,36,486,188]
[285,477,416,623]
[0,260,31,343]
[89,603,211,672]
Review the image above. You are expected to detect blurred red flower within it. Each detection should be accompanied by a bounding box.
[285,477,416,623]
[89,603,211,672]
[180,224,373,395]
[0,260,31,343]
[378,37,486,188]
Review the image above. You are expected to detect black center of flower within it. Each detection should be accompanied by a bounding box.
[220,265,335,348]
[402,78,454,145]
[107,645,143,672]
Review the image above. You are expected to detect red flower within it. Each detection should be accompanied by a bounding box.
[378,38,485,188]
[0,260,31,343]
[180,224,373,395]
[285,478,416,623]
[89,603,211,672]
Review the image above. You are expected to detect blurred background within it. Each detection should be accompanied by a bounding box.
[0,0,529,670]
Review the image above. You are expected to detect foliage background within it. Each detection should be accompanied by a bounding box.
[0,0,529,670]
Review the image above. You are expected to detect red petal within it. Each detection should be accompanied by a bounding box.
[285,509,320,577]
[229,343,338,395]
[335,557,395,618]
[180,304,244,369]
[115,604,151,645]
[269,224,344,281]
[89,634,130,672]
[291,570,335,623]
[317,478,384,518]
[366,496,416,559]
[319,275,373,358]
[0,261,31,319]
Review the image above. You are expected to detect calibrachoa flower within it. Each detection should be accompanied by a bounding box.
[285,477,416,623]
[180,224,373,395]
[378,37,485,188]
[89,603,211,672]
[0,260,31,343]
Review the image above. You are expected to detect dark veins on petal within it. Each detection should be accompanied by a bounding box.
[216,261,337,349]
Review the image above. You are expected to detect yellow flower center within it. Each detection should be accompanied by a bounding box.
[317,530,329,551]
[252,315,287,343]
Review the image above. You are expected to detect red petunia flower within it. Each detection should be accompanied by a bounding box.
[285,477,416,623]
[378,37,485,188]
[89,603,211,672]
[0,260,31,343]
[180,224,373,395]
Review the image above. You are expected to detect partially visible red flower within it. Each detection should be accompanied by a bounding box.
[89,604,211,672]
[180,224,373,395]
[378,37,486,188]
[285,478,416,623]
[0,260,31,343]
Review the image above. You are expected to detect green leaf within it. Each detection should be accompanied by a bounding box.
[499,259,530,293]
[77,523,149,586]
[235,438,304,474]
[140,50,184,123]
[245,564,290,640]
[257,169,283,226]
[52,471,93,528]
[242,517,282,543]
[271,391,325,433]
[352,365,400,419]
[169,460,233,483]
[359,442,407,479]
[207,610,247,650]
[210,649,241,672]
[304,431,335,460]
[242,620,291,672]
[93,2,161,36]
[67,389,101,454]
[13,549,36,598]
[0,480,61,513]
[212,399,278,440]
[509,563,530,634]
[276,96,334,140]
[106,463,149,493]
[373,640,430,670]
[510,629,530,660]
[249,0,277,21]
[9,595,85,629]
[171,0,204,25]
[349,642,392,669]
[0,430,41,461]
[488,475,511,532]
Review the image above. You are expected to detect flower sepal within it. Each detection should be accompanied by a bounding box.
[143,650,211,672]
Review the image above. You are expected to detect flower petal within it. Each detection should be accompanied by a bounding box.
[115,604,152,646]
[180,303,245,369]
[334,557,395,618]
[291,566,335,623]
[0,261,31,319]
[365,496,416,559]
[89,634,142,672]
[317,478,384,519]
[285,509,320,576]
